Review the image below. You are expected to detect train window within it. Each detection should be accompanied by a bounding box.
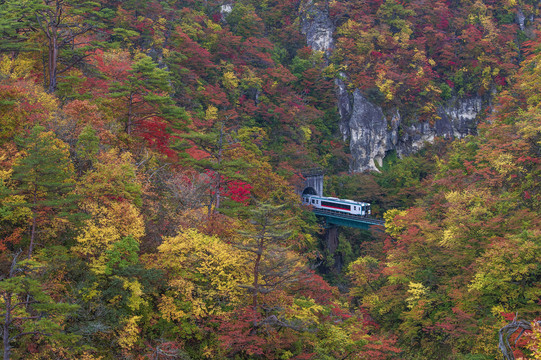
[321,201,350,211]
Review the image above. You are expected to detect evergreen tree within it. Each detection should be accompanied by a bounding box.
[1,252,79,360]
[6,126,79,258]
[0,0,39,52]
[109,54,189,136]
[75,124,99,175]
[0,0,107,93]
[236,202,300,310]
[177,118,252,214]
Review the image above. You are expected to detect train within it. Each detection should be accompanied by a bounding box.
[302,195,371,216]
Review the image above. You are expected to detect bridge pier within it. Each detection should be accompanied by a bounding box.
[325,225,339,255]
[323,225,345,274]
[297,167,385,275]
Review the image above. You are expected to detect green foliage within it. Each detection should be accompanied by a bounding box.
[104,235,140,276]
[331,0,525,121]
[2,1,540,359]
[76,125,99,170]
[236,202,303,309]
[290,55,312,78]
[0,253,80,359]
[11,126,76,203]
[78,149,142,208]
[469,231,541,311]
[177,119,253,214]
[226,3,264,38]
[0,0,43,52]
[4,126,81,257]
[343,38,541,356]
[0,0,106,92]
[109,54,189,135]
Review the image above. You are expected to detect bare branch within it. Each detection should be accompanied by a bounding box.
[10,330,51,341]
[499,319,541,360]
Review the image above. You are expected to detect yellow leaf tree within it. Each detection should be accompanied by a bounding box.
[154,228,249,321]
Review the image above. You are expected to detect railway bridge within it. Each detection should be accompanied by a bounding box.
[313,208,385,230]
[299,168,385,273]
[299,169,385,230]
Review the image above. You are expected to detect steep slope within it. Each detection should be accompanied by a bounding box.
[300,0,538,171]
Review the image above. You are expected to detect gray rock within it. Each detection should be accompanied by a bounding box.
[335,75,352,140]
[343,94,483,172]
[221,4,233,15]
[347,90,389,171]
[299,1,334,54]
[517,8,526,31]
[298,0,484,172]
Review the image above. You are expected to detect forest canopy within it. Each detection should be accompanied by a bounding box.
[0,0,540,359]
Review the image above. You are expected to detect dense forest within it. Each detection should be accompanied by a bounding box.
[0,0,540,359]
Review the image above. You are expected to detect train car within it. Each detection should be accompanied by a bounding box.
[302,195,371,216]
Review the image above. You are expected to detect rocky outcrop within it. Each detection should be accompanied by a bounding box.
[342,91,482,171]
[517,6,536,37]
[220,4,233,15]
[335,76,352,139]
[300,1,485,172]
[299,1,334,54]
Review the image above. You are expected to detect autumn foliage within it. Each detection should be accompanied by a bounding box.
[0,1,540,359]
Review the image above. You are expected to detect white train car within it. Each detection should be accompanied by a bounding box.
[302,195,371,216]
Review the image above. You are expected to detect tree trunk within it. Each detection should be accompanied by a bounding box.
[47,31,58,93]
[3,253,20,360]
[28,191,37,259]
[252,246,262,310]
[3,293,11,360]
[252,222,267,311]
[499,319,541,360]
[214,122,224,212]
[126,94,134,134]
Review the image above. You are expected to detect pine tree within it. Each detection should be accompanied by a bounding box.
[235,202,301,310]
[7,126,79,258]
[109,54,189,136]
[0,0,106,93]
[177,118,252,214]
[75,124,99,175]
[1,252,79,360]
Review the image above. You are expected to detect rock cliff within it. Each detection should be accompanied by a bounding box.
[300,1,485,172]
[299,0,334,54]
[342,89,482,171]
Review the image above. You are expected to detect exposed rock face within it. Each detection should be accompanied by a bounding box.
[342,91,482,172]
[221,4,233,15]
[335,76,352,139]
[516,6,536,37]
[517,8,527,31]
[345,90,390,172]
[299,1,334,53]
[300,1,484,172]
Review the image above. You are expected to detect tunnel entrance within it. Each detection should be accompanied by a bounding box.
[302,187,317,196]
[296,168,323,197]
